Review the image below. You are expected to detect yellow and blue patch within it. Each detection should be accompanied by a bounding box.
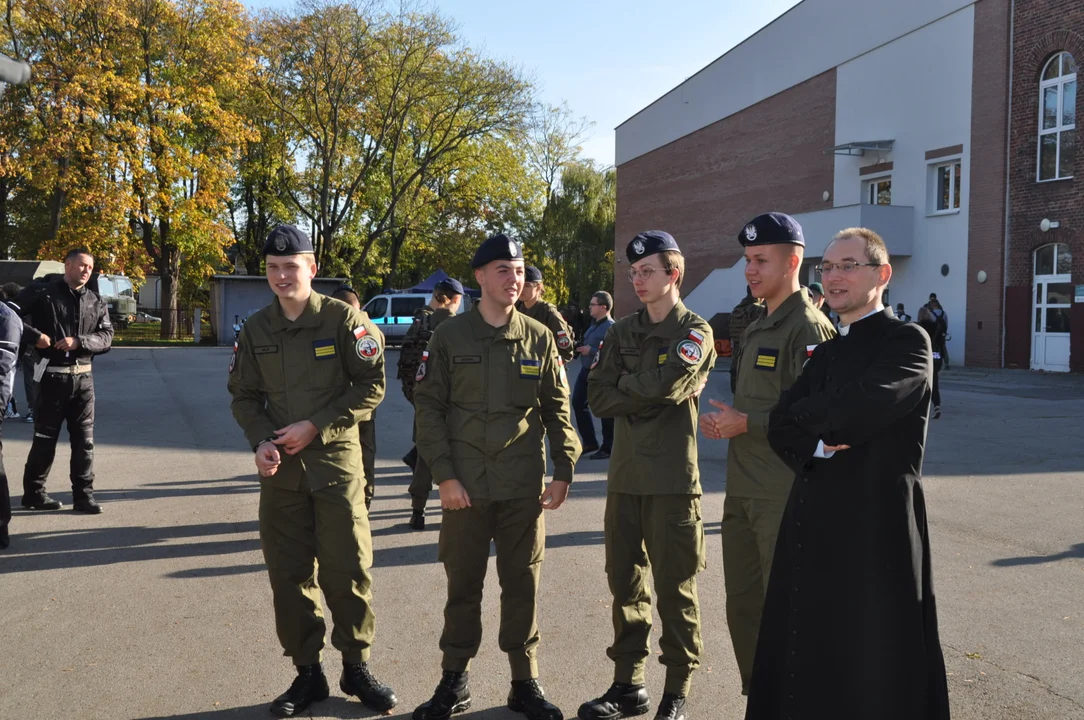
[313,338,337,360]
[658,347,669,366]
[754,347,779,371]
[520,358,541,378]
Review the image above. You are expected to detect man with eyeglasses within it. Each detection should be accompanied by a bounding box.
[582,230,716,720]
[572,291,615,459]
[747,227,949,720]
[698,212,835,696]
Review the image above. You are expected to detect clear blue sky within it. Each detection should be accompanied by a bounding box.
[244,0,804,167]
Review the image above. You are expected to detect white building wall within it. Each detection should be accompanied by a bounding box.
[615,0,977,165]
[832,5,974,362]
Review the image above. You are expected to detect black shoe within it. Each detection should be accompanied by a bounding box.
[589,449,611,460]
[410,511,426,530]
[341,661,397,712]
[0,524,9,550]
[654,694,686,720]
[22,493,62,511]
[580,444,600,455]
[73,494,103,514]
[578,682,651,720]
[413,670,472,720]
[509,679,563,720]
[933,406,942,420]
[270,664,329,718]
[403,447,419,471]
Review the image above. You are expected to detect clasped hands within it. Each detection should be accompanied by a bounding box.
[254,420,319,477]
[438,478,570,511]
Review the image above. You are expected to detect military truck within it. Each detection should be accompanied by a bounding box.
[0,260,137,329]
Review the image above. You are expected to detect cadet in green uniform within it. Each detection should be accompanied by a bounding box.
[516,265,576,363]
[396,277,464,529]
[698,213,836,695]
[331,284,381,510]
[228,226,397,719]
[582,231,717,720]
[413,233,581,720]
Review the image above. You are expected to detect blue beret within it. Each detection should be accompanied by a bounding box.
[524,266,543,284]
[739,212,804,247]
[435,278,465,296]
[626,230,681,264]
[263,225,314,257]
[471,232,524,269]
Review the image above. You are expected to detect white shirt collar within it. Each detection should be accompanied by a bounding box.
[838,305,885,337]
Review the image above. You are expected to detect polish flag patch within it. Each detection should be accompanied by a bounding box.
[806,344,818,358]
[687,329,705,345]
[353,326,368,340]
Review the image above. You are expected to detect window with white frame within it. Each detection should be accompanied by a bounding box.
[1038,51,1077,181]
[864,177,891,205]
[927,160,962,213]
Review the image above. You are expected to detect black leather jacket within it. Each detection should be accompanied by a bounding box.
[10,277,113,366]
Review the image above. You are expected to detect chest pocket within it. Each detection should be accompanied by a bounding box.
[451,354,484,404]
[255,344,286,391]
[509,357,541,408]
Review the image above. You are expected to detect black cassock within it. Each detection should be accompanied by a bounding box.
[745,309,951,720]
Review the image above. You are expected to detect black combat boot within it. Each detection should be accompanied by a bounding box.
[341,661,398,712]
[509,678,563,720]
[22,492,62,511]
[413,670,471,720]
[578,682,651,720]
[270,664,329,718]
[409,510,426,530]
[73,491,103,514]
[654,694,686,720]
[1,524,9,550]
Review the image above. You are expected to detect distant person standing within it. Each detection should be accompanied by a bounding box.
[896,303,913,323]
[571,291,615,460]
[917,306,945,419]
[0,299,23,549]
[517,266,576,364]
[727,286,764,393]
[924,294,950,368]
[13,249,113,513]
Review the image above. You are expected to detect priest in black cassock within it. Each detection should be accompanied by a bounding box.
[745,227,951,720]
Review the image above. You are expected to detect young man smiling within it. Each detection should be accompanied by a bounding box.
[583,230,716,720]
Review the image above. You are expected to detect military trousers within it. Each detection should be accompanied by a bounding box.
[720,493,787,693]
[605,492,706,696]
[438,496,544,680]
[22,371,95,501]
[358,417,376,506]
[407,419,434,512]
[259,473,375,666]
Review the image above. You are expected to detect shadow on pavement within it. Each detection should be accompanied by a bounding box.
[990,542,1084,567]
[135,698,522,719]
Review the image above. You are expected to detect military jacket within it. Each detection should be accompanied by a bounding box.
[413,305,581,501]
[397,305,454,404]
[728,290,836,499]
[517,300,575,362]
[228,292,385,491]
[729,295,765,357]
[588,300,717,496]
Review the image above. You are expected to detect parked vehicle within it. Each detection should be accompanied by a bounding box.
[362,292,472,344]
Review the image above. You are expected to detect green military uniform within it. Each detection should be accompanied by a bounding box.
[413,305,581,680]
[358,323,384,508]
[228,291,385,667]
[396,305,455,511]
[724,289,836,691]
[587,300,717,697]
[517,299,576,363]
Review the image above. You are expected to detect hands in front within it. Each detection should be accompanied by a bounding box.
[698,399,748,440]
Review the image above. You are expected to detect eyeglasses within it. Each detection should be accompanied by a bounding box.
[627,266,661,282]
[588,303,603,307]
[815,261,883,276]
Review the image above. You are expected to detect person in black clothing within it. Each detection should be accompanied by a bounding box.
[917,306,944,419]
[12,249,114,513]
[0,300,23,548]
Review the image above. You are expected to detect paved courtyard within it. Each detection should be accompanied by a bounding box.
[0,349,1082,719]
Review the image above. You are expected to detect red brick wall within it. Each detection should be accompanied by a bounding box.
[613,71,837,316]
[966,0,1011,368]
[1007,5,1084,371]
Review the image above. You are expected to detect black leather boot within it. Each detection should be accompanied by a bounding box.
[509,678,563,720]
[22,492,62,511]
[73,491,103,514]
[341,661,398,712]
[409,510,426,530]
[654,694,686,720]
[270,664,329,718]
[577,682,651,720]
[413,670,471,720]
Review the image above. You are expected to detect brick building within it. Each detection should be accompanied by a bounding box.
[614,0,1082,372]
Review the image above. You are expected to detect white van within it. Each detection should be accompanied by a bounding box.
[363,292,473,344]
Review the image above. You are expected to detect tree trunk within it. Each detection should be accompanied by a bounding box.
[383,227,408,292]
[157,219,180,340]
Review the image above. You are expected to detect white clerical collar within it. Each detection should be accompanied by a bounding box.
[838,305,885,337]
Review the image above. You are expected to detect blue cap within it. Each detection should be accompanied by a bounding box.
[626,230,681,264]
[435,278,465,296]
[738,212,805,247]
[808,281,824,296]
[263,225,314,257]
[524,266,543,284]
[471,232,524,269]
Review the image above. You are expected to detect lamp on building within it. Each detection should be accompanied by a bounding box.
[977,270,988,284]
[1040,218,1060,232]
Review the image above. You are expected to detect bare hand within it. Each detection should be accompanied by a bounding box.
[35,334,52,349]
[823,444,851,453]
[700,399,749,439]
[272,420,319,455]
[255,441,281,477]
[439,479,472,510]
[690,379,708,400]
[540,480,570,510]
[578,346,592,356]
[55,336,80,351]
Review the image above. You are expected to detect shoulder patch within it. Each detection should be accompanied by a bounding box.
[415,350,429,382]
[556,328,572,350]
[676,339,702,365]
[356,336,381,360]
[590,340,603,370]
[228,341,238,373]
[353,325,368,340]
[806,344,819,358]
[687,328,705,346]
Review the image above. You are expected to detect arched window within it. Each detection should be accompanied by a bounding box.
[1038,52,1077,181]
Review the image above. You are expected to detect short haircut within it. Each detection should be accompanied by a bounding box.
[831,227,889,266]
[331,287,361,307]
[65,248,93,262]
[660,250,685,289]
[593,291,613,310]
[1,282,19,299]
